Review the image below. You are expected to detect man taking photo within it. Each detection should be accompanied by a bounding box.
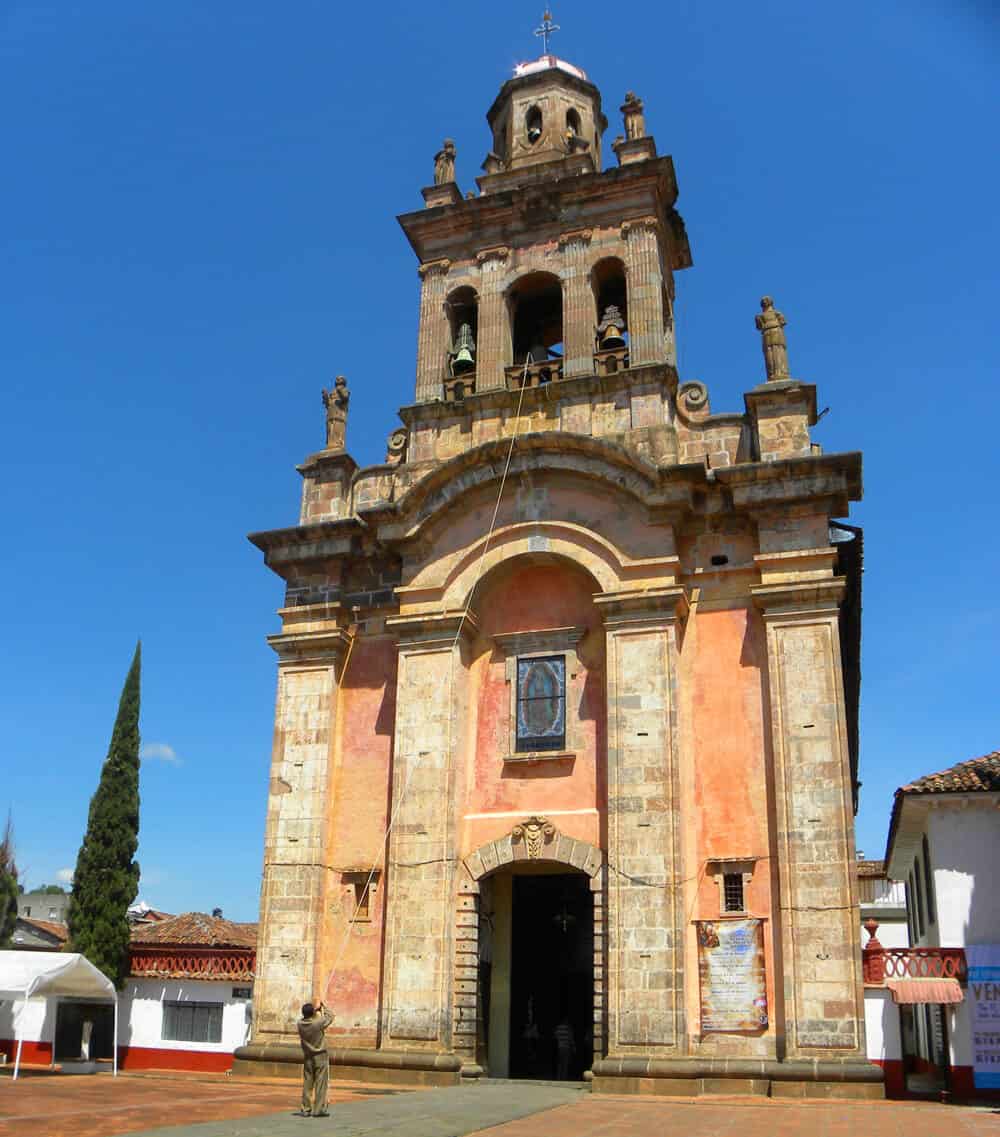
[295,999,334,1117]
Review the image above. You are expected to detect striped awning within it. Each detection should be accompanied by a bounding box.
[887,978,964,1005]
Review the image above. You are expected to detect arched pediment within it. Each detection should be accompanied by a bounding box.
[439,520,626,607]
[463,816,603,882]
[387,432,662,540]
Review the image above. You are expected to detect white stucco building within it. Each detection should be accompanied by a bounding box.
[0,912,256,1072]
[867,751,1000,1099]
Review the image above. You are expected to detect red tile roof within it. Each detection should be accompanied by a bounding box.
[130,912,257,949]
[19,917,69,942]
[898,752,1000,795]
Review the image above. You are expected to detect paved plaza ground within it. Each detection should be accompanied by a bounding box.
[1,1070,997,1137]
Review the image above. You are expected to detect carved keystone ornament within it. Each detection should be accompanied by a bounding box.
[511,815,556,858]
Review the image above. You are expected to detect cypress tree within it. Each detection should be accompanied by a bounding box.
[0,815,18,948]
[68,643,142,986]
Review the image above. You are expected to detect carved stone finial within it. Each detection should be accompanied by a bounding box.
[385,427,408,466]
[481,151,504,175]
[434,139,457,185]
[622,91,646,140]
[754,296,790,381]
[321,375,350,451]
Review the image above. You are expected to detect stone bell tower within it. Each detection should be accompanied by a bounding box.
[242,30,875,1101]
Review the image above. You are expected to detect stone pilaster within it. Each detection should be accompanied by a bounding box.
[252,626,351,1043]
[414,259,451,403]
[474,247,511,392]
[622,218,667,366]
[559,229,595,378]
[595,586,688,1055]
[379,611,476,1049]
[751,579,866,1058]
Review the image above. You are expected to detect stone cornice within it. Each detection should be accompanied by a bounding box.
[595,585,689,628]
[714,451,862,513]
[385,609,479,649]
[267,626,353,665]
[750,578,846,618]
[248,518,362,564]
[397,157,690,270]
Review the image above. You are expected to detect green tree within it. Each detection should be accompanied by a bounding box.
[0,815,18,948]
[34,884,69,894]
[68,643,142,986]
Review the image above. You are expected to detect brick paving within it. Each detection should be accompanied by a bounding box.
[468,1095,1000,1137]
[0,1069,384,1137]
[1,1072,997,1137]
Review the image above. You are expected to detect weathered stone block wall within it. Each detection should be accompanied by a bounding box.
[253,661,338,1042]
[754,581,865,1057]
[600,593,686,1054]
[379,622,468,1049]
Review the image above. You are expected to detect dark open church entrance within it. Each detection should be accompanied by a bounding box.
[480,866,593,1080]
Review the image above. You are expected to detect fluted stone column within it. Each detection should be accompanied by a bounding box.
[751,578,867,1059]
[379,612,475,1049]
[596,587,688,1056]
[623,218,667,366]
[251,626,351,1043]
[414,259,451,403]
[559,229,594,377]
[474,247,511,392]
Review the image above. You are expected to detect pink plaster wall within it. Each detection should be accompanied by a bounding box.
[684,604,778,1035]
[320,635,396,1044]
[462,561,606,855]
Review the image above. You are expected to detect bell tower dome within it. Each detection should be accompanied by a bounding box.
[484,56,607,184]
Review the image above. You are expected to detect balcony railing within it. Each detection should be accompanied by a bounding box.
[505,359,563,390]
[861,921,967,985]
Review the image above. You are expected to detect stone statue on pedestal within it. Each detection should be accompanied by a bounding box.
[755,296,790,381]
[622,92,646,140]
[322,375,350,451]
[434,139,457,185]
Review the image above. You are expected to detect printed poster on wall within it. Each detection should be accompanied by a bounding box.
[967,944,1000,1090]
[696,919,768,1033]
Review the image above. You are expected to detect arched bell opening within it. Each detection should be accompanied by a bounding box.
[444,285,478,401]
[506,271,564,390]
[525,105,543,146]
[591,257,629,376]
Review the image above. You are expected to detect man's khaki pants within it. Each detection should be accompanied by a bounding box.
[301,1051,329,1114]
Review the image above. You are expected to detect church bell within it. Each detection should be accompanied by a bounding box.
[597,304,627,351]
[451,323,476,375]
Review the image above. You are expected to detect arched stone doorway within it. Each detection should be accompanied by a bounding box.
[454,818,604,1079]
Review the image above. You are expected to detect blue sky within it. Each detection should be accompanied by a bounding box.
[2,2,996,920]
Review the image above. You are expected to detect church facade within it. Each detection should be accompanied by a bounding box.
[239,51,878,1097]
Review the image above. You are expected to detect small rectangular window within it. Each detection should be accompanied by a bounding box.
[353,878,371,920]
[723,873,745,913]
[516,655,566,752]
[162,1001,223,1044]
[232,987,252,999]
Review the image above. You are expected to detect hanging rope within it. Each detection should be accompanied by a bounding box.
[320,362,532,997]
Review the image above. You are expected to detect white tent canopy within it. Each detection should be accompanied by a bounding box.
[0,951,118,1079]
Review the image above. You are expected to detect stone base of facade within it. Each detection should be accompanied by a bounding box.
[232,1044,462,1087]
[591,1057,884,1099]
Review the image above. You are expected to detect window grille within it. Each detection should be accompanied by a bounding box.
[162,1001,223,1044]
[723,873,745,913]
[515,655,566,752]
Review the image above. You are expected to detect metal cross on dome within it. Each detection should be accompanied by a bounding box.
[534,9,560,55]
